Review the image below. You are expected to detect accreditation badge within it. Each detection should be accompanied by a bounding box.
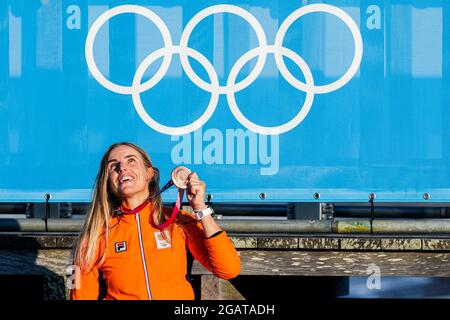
[154,230,171,249]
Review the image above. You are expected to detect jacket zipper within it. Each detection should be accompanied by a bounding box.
[136,212,152,300]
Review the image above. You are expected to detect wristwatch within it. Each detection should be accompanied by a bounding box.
[194,206,214,220]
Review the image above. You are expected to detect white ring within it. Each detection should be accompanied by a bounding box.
[179,4,268,95]
[227,46,315,135]
[132,46,219,136]
[85,5,173,95]
[274,4,363,94]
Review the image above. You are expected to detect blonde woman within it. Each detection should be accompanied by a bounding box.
[71,142,240,300]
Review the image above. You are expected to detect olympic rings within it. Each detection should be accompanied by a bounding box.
[85,4,363,135]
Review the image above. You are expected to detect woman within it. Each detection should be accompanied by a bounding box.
[71,142,240,300]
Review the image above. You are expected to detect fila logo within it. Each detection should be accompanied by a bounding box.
[115,241,127,253]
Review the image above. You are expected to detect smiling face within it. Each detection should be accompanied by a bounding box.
[107,145,154,203]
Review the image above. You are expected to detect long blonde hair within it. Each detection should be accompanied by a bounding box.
[73,142,163,271]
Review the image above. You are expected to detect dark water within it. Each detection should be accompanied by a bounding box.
[345,277,450,298]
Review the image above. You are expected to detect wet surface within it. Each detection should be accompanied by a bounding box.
[346,277,450,298]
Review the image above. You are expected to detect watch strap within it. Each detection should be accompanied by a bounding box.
[194,206,214,220]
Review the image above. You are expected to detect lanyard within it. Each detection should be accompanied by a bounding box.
[115,166,191,229]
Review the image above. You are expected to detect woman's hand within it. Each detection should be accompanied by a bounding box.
[186,172,207,211]
[185,172,222,237]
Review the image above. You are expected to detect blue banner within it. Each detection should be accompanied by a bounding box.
[0,0,449,202]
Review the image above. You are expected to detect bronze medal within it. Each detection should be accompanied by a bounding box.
[170,166,191,189]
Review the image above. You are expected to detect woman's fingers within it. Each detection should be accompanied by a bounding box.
[185,172,207,210]
[186,172,205,189]
[186,172,200,183]
[187,182,205,196]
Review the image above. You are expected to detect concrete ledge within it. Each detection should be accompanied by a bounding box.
[381,239,422,251]
[423,239,450,251]
[340,238,382,250]
[0,233,77,249]
[193,251,450,277]
[230,237,257,249]
[3,233,450,251]
[258,237,298,249]
[298,238,340,250]
[2,233,450,300]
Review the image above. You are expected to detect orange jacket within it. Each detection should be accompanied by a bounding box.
[70,203,240,300]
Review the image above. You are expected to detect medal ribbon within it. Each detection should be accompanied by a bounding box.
[153,178,186,230]
[117,170,188,230]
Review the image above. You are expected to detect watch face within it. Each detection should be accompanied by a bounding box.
[197,212,204,218]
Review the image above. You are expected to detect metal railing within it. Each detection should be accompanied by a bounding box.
[2,202,450,234]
